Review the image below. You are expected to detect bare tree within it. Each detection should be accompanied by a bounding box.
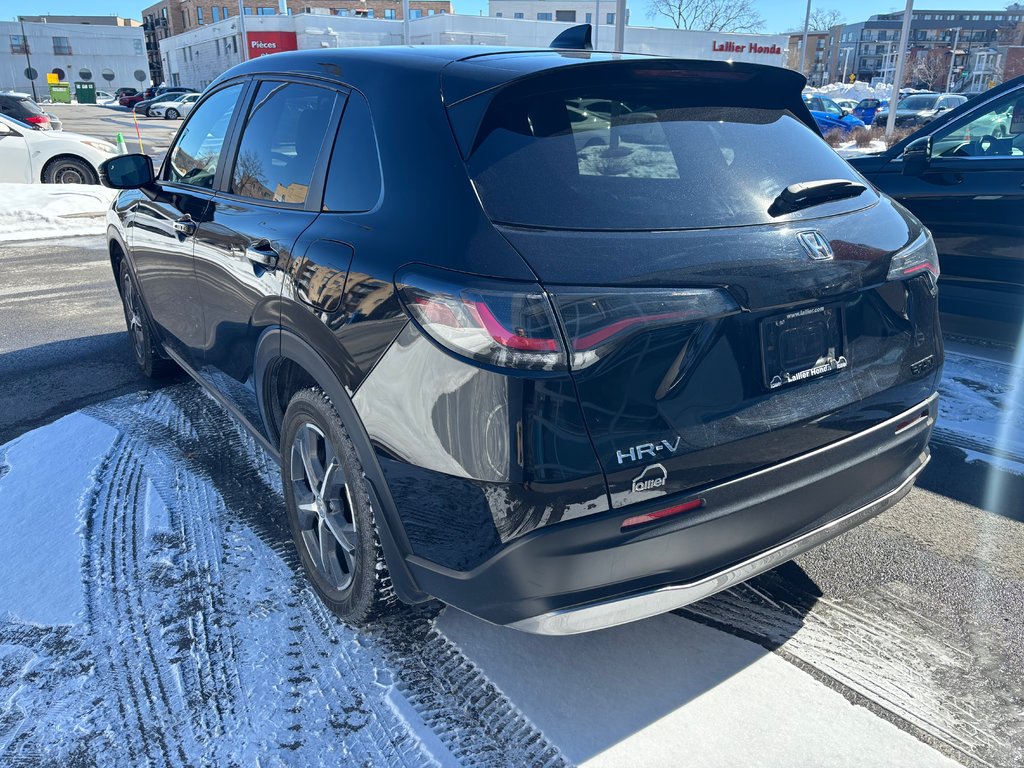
[647,0,765,32]
[808,8,844,30]
[905,49,949,90]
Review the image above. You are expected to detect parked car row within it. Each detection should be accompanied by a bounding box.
[0,112,116,183]
[802,94,867,135]
[119,85,199,117]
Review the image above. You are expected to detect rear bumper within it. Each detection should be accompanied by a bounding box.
[406,394,937,633]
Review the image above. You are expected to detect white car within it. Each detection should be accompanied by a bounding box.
[0,113,118,184]
[151,93,199,120]
[833,98,860,112]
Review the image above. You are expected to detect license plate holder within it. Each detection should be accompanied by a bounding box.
[761,304,847,390]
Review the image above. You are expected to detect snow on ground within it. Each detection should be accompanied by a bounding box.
[936,348,1024,474]
[436,608,960,768]
[0,386,564,767]
[0,183,116,243]
[0,379,986,766]
[834,138,889,158]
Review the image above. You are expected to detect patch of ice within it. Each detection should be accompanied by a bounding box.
[0,183,117,243]
[0,412,117,625]
[436,608,960,767]
[937,350,1024,459]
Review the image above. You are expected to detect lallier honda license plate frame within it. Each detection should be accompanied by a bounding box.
[760,303,848,390]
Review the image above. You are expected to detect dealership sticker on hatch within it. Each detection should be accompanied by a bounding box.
[632,463,668,493]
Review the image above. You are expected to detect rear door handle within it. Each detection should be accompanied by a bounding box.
[173,216,196,236]
[245,242,279,269]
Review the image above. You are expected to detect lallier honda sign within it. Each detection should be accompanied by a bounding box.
[246,31,298,57]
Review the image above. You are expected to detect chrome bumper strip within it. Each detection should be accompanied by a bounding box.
[507,454,929,636]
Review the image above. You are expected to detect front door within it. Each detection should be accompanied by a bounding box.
[130,82,246,366]
[0,123,30,182]
[869,88,1024,327]
[193,79,344,432]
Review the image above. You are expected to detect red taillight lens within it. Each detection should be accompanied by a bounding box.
[551,288,739,369]
[397,269,740,372]
[398,268,567,371]
[24,115,49,127]
[887,231,939,284]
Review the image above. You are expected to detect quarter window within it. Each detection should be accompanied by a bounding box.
[229,81,340,205]
[167,84,243,188]
[323,91,383,212]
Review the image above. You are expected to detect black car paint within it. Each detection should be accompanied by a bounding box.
[104,47,941,626]
[850,76,1024,337]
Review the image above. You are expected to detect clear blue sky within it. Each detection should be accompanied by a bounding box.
[2,0,1010,34]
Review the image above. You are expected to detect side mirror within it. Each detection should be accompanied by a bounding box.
[841,109,849,117]
[99,153,155,189]
[902,136,932,176]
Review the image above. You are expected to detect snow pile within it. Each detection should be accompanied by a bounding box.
[807,82,936,103]
[937,349,1024,473]
[834,138,890,158]
[0,183,116,243]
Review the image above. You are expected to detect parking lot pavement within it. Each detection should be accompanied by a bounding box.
[2,234,1023,766]
[46,103,180,166]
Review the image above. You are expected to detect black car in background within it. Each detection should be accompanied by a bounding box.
[872,92,969,129]
[851,75,1024,342]
[0,91,52,130]
[99,44,942,635]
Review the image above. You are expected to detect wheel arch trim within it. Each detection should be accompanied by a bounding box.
[255,327,428,605]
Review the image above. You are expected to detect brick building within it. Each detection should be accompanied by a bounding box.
[141,0,449,83]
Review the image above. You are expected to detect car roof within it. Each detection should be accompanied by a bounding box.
[212,45,799,98]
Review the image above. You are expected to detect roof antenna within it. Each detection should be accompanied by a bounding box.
[550,24,593,51]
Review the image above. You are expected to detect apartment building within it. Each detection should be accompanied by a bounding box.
[141,0,450,83]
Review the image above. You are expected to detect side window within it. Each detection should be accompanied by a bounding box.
[229,81,340,205]
[931,92,1024,160]
[322,91,383,212]
[166,83,242,188]
[825,100,842,116]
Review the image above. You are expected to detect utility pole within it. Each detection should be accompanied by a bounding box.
[613,0,626,51]
[945,27,960,91]
[593,0,600,49]
[800,0,812,77]
[403,0,410,44]
[18,18,38,101]
[238,0,249,61]
[884,0,913,137]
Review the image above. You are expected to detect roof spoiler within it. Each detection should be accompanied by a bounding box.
[550,24,593,51]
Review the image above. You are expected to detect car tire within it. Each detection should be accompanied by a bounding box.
[166,108,179,120]
[42,156,98,185]
[118,261,176,379]
[281,388,398,626]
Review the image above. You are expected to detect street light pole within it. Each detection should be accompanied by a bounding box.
[945,27,960,92]
[884,0,913,137]
[18,18,38,101]
[800,0,812,78]
[238,0,249,61]
[613,0,626,51]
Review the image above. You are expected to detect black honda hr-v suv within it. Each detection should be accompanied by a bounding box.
[100,41,942,635]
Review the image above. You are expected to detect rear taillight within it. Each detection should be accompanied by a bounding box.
[887,231,939,284]
[551,288,739,369]
[397,267,740,372]
[397,268,568,371]
[24,115,49,127]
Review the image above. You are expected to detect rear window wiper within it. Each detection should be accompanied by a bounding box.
[768,179,867,217]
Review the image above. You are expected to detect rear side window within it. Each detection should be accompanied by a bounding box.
[0,95,43,119]
[167,83,242,188]
[466,77,871,230]
[229,81,340,206]
[322,91,383,212]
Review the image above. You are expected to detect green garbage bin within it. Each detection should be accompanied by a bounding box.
[74,81,96,104]
[48,83,71,104]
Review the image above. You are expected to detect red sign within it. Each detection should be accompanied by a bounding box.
[246,31,298,57]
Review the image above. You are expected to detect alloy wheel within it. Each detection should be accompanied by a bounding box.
[290,422,358,592]
[122,273,146,362]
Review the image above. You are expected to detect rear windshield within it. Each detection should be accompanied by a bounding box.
[898,95,939,110]
[466,80,870,230]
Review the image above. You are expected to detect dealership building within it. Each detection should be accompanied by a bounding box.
[158,11,787,89]
[0,16,150,96]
